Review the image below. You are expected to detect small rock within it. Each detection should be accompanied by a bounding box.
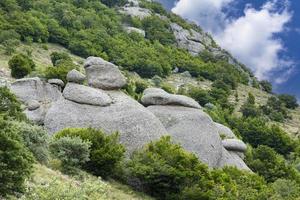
[141,88,201,109]
[124,26,146,37]
[27,100,40,111]
[66,69,86,84]
[48,79,65,87]
[84,57,126,90]
[181,71,192,78]
[63,83,112,106]
[222,139,247,152]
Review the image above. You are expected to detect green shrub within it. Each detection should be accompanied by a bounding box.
[10,121,50,164]
[54,128,125,178]
[50,136,91,172]
[246,145,300,183]
[271,179,300,199]
[50,51,72,66]
[8,54,36,78]
[124,136,215,200]
[188,87,212,106]
[45,59,77,83]
[0,119,34,197]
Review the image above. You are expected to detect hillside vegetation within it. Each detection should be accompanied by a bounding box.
[1,0,300,199]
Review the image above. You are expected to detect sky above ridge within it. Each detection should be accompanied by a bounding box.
[158,0,300,100]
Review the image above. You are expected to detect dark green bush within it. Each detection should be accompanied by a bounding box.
[50,136,91,173]
[188,87,212,106]
[0,119,34,197]
[8,53,36,78]
[50,51,72,66]
[54,128,125,178]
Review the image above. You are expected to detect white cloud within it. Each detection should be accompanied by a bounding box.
[172,0,234,33]
[172,0,293,82]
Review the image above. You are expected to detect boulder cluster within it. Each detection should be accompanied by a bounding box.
[10,56,249,170]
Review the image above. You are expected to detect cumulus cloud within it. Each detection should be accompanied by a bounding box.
[172,0,293,82]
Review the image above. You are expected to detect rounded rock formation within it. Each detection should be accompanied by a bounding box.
[66,69,86,84]
[84,57,126,90]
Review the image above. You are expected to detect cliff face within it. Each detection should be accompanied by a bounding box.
[10,56,250,170]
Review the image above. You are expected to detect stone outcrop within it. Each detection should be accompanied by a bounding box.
[141,88,201,109]
[84,57,126,90]
[142,88,249,169]
[10,77,61,124]
[124,26,146,37]
[147,105,222,167]
[170,23,207,56]
[67,69,86,84]
[119,6,151,19]
[45,90,166,154]
[63,83,112,106]
[10,56,250,170]
[215,122,237,139]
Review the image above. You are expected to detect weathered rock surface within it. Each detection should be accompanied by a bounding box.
[218,147,250,170]
[10,77,61,124]
[222,139,247,152]
[67,69,86,84]
[141,88,201,109]
[147,105,223,167]
[44,90,166,154]
[84,57,126,90]
[27,100,40,111]
[170,23,206,56]
[124,26,146,37]
[48,79,64,87]
[63,83,112,106]
[215,123,237,139]
[119,6,151,19]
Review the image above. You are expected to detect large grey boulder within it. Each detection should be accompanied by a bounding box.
[48,79,64,87]
[84,57,126,90]
[147,105,223,167]
[10,77,62,124]
[215,123,237,139]
[67,69,86,84]
[44,90,167,154]
[222,139,247,152]
[63,83,112,106]
[141,88,201,109]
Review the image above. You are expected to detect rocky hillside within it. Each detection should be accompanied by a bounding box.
[1,0,300,199]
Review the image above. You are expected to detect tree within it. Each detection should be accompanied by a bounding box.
[8,54,35,78]
[278,94,299,109]
[260,80,272,93]
[0,119,34,197]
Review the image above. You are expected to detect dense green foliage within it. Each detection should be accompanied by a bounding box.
[50,136,91,172]
[0,119,34,197]
[55,128,125,178]
[246,145,300,183]
[8,53,35,78]
[0,0,250,83]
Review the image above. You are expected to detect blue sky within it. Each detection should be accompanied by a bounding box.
[158,0,300,100]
